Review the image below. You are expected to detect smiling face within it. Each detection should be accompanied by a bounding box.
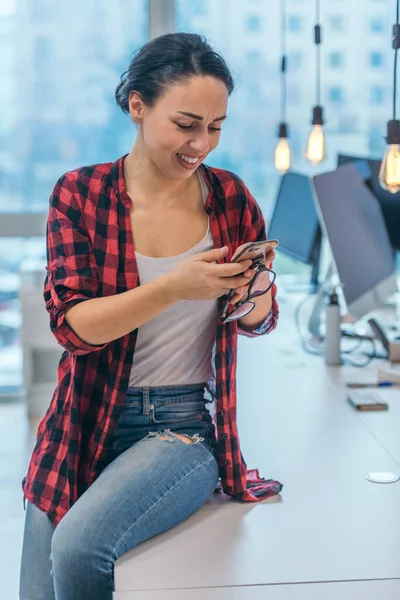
[128,75,229,180]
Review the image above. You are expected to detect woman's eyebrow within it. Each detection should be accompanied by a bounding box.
[176,111,227,122]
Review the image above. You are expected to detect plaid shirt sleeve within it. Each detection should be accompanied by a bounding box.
[235,177,279,338]
[44,174,108,355]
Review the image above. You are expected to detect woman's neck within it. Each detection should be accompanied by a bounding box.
[123,145,196,207]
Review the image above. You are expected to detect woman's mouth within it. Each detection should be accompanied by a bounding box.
[175,153,201,169]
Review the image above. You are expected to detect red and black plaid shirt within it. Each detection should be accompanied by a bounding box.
[21,155,282,526]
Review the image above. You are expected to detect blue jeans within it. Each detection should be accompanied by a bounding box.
[19,384,219,600]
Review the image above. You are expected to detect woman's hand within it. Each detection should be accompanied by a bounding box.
[167,246,255,302]
[229,249,276,305]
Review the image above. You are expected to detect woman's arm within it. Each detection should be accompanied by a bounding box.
[233,175,279,336]
[237,288,273,331]
[45,176,185,352]
[65,274,177,346]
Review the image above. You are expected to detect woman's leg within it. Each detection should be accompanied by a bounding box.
[19,500,56,600]
[50,430,219,600]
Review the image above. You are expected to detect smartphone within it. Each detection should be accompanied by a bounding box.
[346,390,388,411]
[231,239,279,263]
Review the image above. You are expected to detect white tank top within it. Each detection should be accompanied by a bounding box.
[128,169,218,387]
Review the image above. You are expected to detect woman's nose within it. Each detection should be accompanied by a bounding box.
[190,133,210,155]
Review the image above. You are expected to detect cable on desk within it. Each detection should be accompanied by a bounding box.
[294,295,379,367]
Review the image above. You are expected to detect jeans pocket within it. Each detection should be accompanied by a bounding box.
[152,401,205,424]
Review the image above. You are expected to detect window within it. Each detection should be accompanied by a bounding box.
[0,0,148,396]
[31,0,55,20]
[289,52,302,69]
[247,82,264,106]
[287,84,301,104]
[328,87,345,103]
[0,0,15,16]
[368,125,386,157]
[370,86,385,104]
[329,52,343,67]
[370,17,385,32]
[338,114,358,133]
[247,15,262,32]
[174,0,396,285]
[288,15,302,31]
[370,52,383,67]
[190,0,206,16]
[246,50,263,63]
[330,15,344,32]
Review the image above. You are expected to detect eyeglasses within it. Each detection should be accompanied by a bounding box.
[221,261,276,324]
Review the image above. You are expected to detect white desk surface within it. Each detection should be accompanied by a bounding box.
[114,579,400,600]
[114,295,400,598]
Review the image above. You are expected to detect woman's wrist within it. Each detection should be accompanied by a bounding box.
[238,289,273,330]
[158,272,182,303]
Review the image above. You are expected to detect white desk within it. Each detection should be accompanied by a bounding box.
[114,580,400,600]
[113,295,400,599]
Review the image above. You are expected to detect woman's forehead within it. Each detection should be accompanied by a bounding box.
[160,77,228,113]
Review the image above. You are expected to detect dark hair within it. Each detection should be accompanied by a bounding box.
[115,32,234,114]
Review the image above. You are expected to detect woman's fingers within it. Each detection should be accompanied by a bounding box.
[230,286,249,305]
[264,250,276,267]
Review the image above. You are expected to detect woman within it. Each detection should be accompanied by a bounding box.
[19,32,282,600]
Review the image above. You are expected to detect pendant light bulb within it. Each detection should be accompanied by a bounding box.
[380,7,400,193]
[379,120,400,193]
[305,106,325,164]
[306,6,326,164]
[275,123,291,172]
[306,124,325,164]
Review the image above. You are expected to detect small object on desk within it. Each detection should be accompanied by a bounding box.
[347,390,389,411]
[377,364,400,384]
[366,471,399,484]
[346,381,393,389]
[324,290,341,365]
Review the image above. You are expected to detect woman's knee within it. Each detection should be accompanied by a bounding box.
[49,512,116,598]
[50,506,117,577]
[50,514,93,574]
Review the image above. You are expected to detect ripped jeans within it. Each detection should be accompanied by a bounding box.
[19,384,219,600]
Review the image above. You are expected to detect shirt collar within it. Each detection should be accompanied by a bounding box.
[111,154,217,214]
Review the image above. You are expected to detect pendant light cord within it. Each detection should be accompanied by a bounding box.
[280,0,287,124]
[393,0,400,120]
[315,0,321,107]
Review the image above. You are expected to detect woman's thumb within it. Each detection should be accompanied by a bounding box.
[199,246,229,262]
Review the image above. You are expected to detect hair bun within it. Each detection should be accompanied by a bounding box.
[115,33,234,116]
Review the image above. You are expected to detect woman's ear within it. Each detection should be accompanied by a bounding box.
[128,91,145,125]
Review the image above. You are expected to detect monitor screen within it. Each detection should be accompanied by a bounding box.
[337,153,400,251]
[268,171,320,264]
[312,163,397,318]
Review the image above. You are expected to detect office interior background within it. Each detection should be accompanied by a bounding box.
[2,0,400,598]
[0,0,396,398]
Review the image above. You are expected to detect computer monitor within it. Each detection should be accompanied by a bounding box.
[337,154,400,252]
[312,163,397,321]
[268,171,322,286]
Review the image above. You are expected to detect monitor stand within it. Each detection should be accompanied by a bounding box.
[307,264,400,340]
[308,263,336,339]
[278,228,323,297]
[310,225,322,288]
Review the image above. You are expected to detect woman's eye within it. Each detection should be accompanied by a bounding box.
[176,123,221,132]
